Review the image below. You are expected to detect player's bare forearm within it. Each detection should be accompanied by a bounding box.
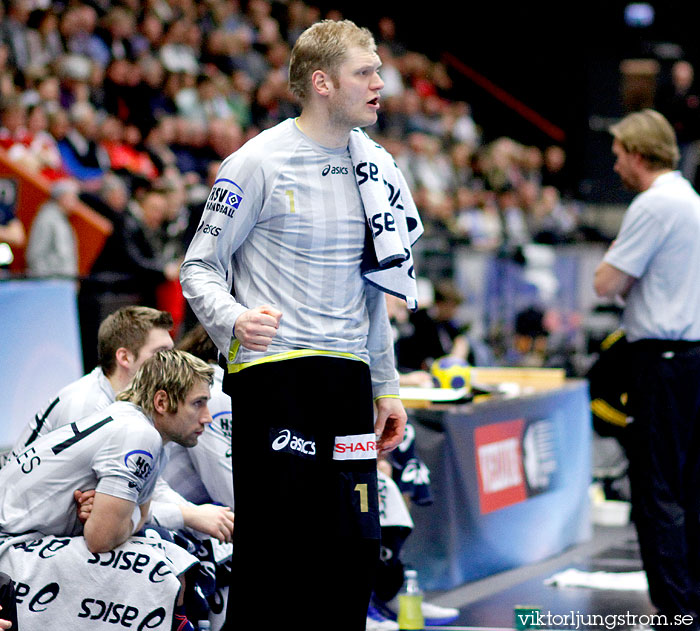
[83,492,141,553]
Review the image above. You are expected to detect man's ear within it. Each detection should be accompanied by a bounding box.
[115,347,132,369]
[153,390,169,415]
[310,69,333,97]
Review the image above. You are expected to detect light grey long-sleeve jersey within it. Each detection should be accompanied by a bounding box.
[180,118,400,398]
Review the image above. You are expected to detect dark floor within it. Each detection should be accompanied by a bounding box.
[422,523,655,630]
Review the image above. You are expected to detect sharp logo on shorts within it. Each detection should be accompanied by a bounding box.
[270,428,316,458]
[322,164,349,176]
[333,433,377,461]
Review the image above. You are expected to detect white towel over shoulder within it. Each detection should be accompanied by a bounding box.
[348,128,423,310]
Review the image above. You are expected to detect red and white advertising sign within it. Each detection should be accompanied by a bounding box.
[474,419,527,514]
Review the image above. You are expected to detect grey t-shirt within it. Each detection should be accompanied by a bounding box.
[604,171,700,341]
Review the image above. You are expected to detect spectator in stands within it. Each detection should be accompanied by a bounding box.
[57,101,111,186]
[527,184,578,245]
[506,306,550,367]
[655,60,700,184]
[0,175,24,273]
[171,116,214,179]
[134,54,174,131]
[375,43,404,101]
[376,16,407,58]
[99,115,159,181]
[26,103,65,180]
[208,115,244,161]
[250,67,299,129]
[496,184,530,251]
[447,141,475,191]
[0,95,32,156]
[111,185,180,306]
[25,177,79,278]
[455,185,502,251]
[143,114,179,175]
[134,10,166,59]
[159,19,201,76]
[101,58,141,124]
[225,68,256,129]
[95,5,139,63]
[406,131,453,199]
[61,4,110,71]
[1,0,33,75]
[25,9,64,72]
[393,279,487,372]
[541,144,570,196]
[442,101,479,149]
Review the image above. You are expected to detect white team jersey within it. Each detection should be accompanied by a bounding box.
[0,401,165,537]
[10,367,115,455]
[2,365,189,530]
[180,118,399,398]
[162,365,234,509]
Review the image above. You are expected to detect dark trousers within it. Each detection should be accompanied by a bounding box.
[0,572,18,630]
[222,357,380,631]
[625,341,700,624]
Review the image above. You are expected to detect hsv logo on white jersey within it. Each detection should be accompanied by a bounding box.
[333,433,377,461]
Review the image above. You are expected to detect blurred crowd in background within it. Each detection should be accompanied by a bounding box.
[0,0,614,372]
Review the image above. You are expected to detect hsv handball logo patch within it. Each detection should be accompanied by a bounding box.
[124,449,155,490]
[205,178,244,218]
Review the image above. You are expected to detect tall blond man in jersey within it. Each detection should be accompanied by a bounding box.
[595,109,700,628]
[181,19,412,631]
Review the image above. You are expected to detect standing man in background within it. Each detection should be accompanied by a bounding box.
[181,18,422,631]
[594,108,700,629]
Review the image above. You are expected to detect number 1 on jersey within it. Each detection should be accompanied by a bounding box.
[285,190,296,213]
[354,483,369,513]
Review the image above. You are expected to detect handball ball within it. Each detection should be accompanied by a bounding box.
[430,356,471,390]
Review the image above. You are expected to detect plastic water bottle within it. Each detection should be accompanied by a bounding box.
[397,568,424,630]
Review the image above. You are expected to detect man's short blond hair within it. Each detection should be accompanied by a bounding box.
[288,19,376,102]
[609,109,680,170]
[117,349,213,418]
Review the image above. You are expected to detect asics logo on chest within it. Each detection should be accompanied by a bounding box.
[322,164,349,176]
